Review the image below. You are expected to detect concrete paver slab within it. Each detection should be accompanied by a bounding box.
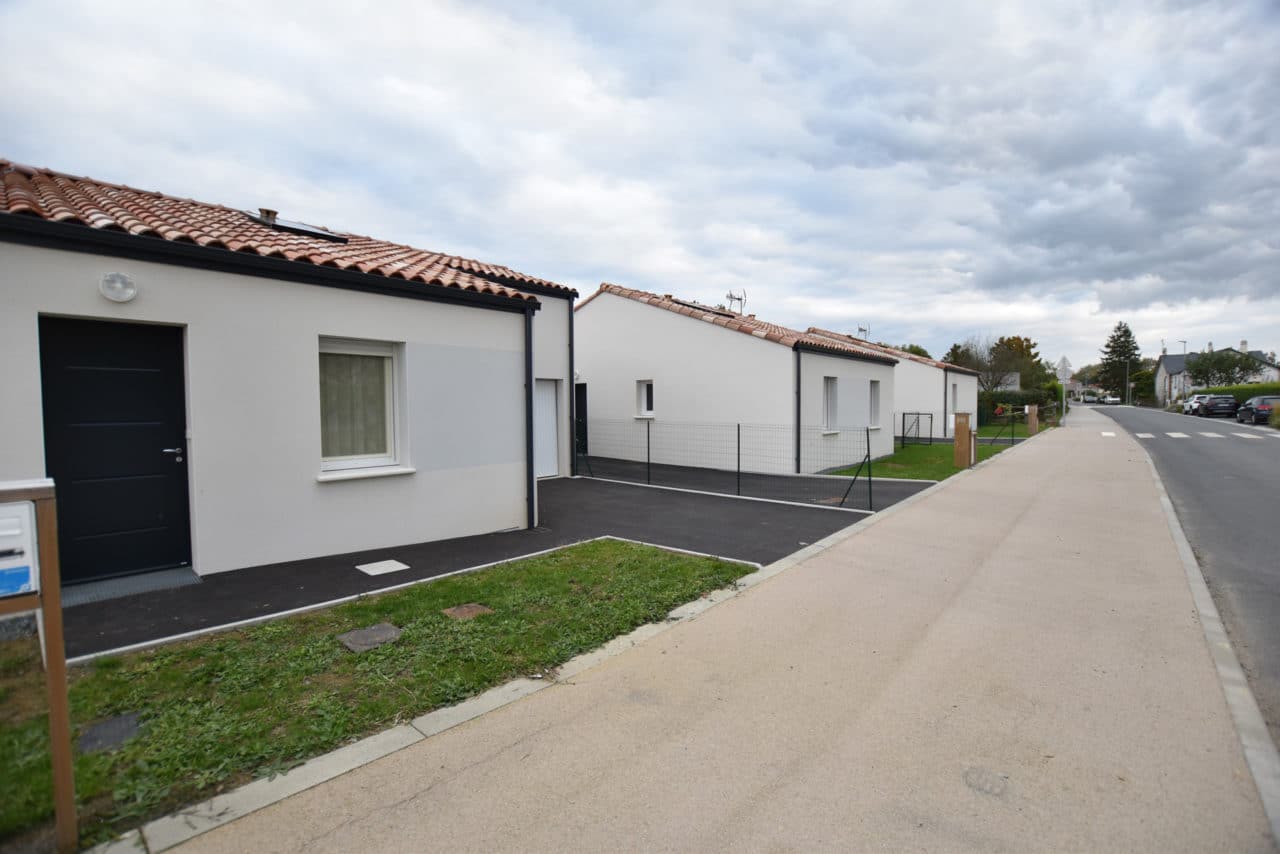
[174,407,1274,853]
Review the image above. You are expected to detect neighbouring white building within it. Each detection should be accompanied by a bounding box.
[574,284,898,475]
[1155,341,1280,406]
[0,159,575,587]
[806,329,978,439]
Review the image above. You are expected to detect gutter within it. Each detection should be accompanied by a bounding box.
[0,214,538,315]
[794,349,802,474]
[943,367,950,438]
[568,299,577,477]
[524,307,537,529]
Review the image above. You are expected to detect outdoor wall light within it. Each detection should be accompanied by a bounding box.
[99,272,137,303]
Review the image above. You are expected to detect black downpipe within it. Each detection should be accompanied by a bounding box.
[568,300,577,477]
[943,367,950,438]
[794,349,802,474]
[524,308,536,529]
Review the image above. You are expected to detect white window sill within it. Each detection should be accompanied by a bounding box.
[316,465,416,483]
[821,429,839,436]
[868,425,882,431]
[635,414,655,420]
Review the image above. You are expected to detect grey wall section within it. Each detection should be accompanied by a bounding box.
[1,242,528,576]
[406,343,524,471]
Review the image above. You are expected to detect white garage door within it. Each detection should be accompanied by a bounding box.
[534,379,559,478]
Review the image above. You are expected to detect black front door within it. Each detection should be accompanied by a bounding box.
[39,317,192,585]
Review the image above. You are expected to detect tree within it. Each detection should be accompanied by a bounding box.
[943,342,978,367]
[1072,363,1101,386]
[990,335,1051,390]
[897,343,932,359]
[1098,322,1141,401]
[1186,349,1261,387]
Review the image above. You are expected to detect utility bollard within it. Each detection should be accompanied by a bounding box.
[954,413,972,469]
[1027,404,1039,435]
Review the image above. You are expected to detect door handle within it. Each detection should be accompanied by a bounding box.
[161,448,184,454]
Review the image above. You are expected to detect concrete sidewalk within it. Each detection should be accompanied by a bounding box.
[178,407,1274,853]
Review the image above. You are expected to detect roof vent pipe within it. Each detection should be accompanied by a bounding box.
[1241,339,1248,352]
[258,207,278,225]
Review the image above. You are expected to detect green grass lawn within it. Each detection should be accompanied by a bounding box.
[0,539,750,848]
[834,441,1009,481]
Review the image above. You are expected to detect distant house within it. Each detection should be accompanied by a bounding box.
[805,330,978,439]
[990,372,1022,392]
[0,159,575,587]
[574,284,897,473]
[1155,341,1280,405]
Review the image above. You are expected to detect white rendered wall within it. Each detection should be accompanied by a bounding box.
[575,292,794,473]
[0,243,528,576]
[798,351,896,469]
[531,295,572,477]
[575,292,895,474]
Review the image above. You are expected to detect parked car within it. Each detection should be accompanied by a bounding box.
[1082,393,1099,403]
[1236,396,1280,424]
[1183,394,1211,414]
[1197,395,1239,418]
[1103,395,1121,405]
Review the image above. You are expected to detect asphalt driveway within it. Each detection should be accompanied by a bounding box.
[62,478,861,658]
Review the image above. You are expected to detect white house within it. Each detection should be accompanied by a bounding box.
[806,329,978,439]
[574,284,897,475]
[1155,341,1280,406]
[0,159,575,587]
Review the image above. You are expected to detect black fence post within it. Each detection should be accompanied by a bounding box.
[736,423,742,496]
[866,426,873,511]
[646,418,652,484]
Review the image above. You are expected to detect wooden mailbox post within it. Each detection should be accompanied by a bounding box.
[954,413,974,469]
[1027,404,1039,436]
[0,480,77,852]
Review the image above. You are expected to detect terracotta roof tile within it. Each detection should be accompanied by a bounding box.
[580,283,897,365]
[806,327,979,376]
[0,159,576,303]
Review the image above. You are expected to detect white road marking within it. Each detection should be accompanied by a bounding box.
[1101,431,1116,437]
[1166,432,1190,438]
[1199,432,1224,438]
[1232,432,1263,440]
[1135,433,1155,438]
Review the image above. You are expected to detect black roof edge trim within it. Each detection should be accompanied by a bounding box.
[793,341,898,366]
[0,215,539,314]
[486,276,578,300]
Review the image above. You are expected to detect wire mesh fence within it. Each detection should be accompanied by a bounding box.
[575,418,876,510]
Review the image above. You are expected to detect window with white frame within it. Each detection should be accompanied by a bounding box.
[637,380,654,416]
[319,337,400,470]
[869,379,881,427]
[823,376,838,429]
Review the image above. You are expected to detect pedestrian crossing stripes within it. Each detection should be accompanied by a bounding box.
[1120,429,1278,441]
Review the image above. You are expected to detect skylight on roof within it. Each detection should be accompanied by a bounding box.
[249,208,348,243]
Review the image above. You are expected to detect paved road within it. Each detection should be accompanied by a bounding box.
[1092,404,1280,745]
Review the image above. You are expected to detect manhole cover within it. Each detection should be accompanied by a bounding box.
[442,603,494,621]
[337,622,402,653]
[78,711,141,754]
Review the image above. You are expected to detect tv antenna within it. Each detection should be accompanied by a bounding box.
[1177,339,1187,354]
[725,289,746,314]
[856,324,871,339]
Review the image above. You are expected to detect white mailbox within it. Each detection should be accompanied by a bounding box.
[0,500,39,598]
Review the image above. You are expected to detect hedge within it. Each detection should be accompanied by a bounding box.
[977,390,1051,426]
[1193,382,1280,405]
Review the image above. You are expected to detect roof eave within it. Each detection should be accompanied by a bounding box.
[793,341,898,366]
[0,213,539,314]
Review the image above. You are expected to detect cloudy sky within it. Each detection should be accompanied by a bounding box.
[2,0,1277,368]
